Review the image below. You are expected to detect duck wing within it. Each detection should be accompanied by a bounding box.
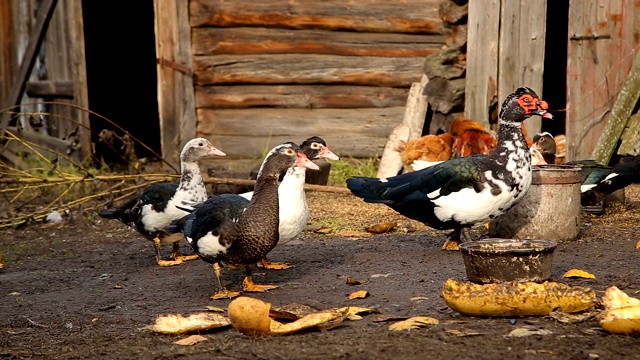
[99,183,178,225]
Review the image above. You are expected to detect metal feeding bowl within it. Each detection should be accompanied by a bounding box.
[459,239,557,284]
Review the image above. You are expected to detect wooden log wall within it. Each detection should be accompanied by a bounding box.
[189,0,445,161]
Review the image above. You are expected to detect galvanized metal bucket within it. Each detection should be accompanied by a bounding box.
[489,165,582,242]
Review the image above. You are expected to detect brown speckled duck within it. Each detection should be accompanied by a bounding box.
[167,142,319,299]
[98,138,225,266]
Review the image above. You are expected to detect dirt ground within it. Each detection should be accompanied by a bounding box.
[1,184,640,360]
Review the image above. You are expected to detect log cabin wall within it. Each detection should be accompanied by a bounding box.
[188,0,445,165]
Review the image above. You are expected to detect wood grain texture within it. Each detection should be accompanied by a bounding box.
[196,107,404,158]
[497,0,547,137]
[195,85,409,109]
[192,27,443,57]
[154,0,198,168]
[464,0,500,127]
[189,0,443,34]
[192,54,425,87]
[566,0,640,160]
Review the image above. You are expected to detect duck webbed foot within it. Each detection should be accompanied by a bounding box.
[256,257,294,270]
[441,228,469,251]
[153,237,185,266]
[210,263,241,300]
[242,266,277,292]
[171,241,199,262]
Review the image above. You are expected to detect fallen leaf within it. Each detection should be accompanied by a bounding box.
[507,327,553,337]
[446,329,482,337]
[270,303,318,320]
[336,230,372,238]
[409,296,429,302]
[365,222,397,234]
[563,269,596,279]
[388,316,439,331]
[113,284,123,289]
[373,315,409,323]
[204,306,226,312]
[314,227,332,234]
[9,292,20,296]
[348,290,369,299]
[636,240,640,250]
[148,313,230,334]
[548,309,598,324]
[344,306,379,318]
[175,334,208,346]
[346,277,363,285]
[370,273,392,278]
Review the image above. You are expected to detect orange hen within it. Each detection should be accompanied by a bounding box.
[449,117,497,158]
[396,133,453,173]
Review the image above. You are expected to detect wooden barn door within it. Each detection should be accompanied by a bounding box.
[566,0,640,161]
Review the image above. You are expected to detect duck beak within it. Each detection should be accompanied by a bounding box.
[296,152,320,170]
[319,146,340,161]
[207,144,226,157]
[535,100,553,119]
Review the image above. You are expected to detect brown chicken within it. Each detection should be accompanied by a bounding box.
[449,117,498,158]
[396,133,453,173]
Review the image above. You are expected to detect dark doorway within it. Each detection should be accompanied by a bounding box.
[542,0,569,136]
[82,0,160,163]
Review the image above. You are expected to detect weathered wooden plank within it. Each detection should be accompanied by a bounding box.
[25,80,74,99]
[195,85,409,109]
[618,113,640,156]
[190,0,443,34]
[497,0,547,136]
[464,0,500,126]
[154,0,198,168]
[593,49,640,164]
[0,0,57,132]
[193,54,425,87]
[567,0,640,160]
[196,107,405,158]
[0,2,17,106]
[191,27,443,57]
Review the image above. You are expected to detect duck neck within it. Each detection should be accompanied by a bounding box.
[241,175,280,232]
[497,121,529,153]
[176,160,207,202]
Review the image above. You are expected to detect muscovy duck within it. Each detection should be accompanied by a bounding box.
[98,138,225,266]
[347,87,553,250]
[577,156,640,206]
[531,132,556,164]
[166,143,319,299]
[239,136,339,269]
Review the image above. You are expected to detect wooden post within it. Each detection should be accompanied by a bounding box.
[497,0,547,136]
[593,51,640,164]
[154,0,197,169]
[377,75,429,178]
[464,0,500,127]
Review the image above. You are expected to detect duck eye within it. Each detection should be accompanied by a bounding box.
[285,149,295,155]
[198,142,203,146]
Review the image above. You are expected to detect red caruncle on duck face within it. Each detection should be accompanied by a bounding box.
[516,94,549,115]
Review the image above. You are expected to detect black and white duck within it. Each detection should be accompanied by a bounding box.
[347,87,553,250]
[167,142,319,299]
[98,138,225,266]
[239,136,339,269]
